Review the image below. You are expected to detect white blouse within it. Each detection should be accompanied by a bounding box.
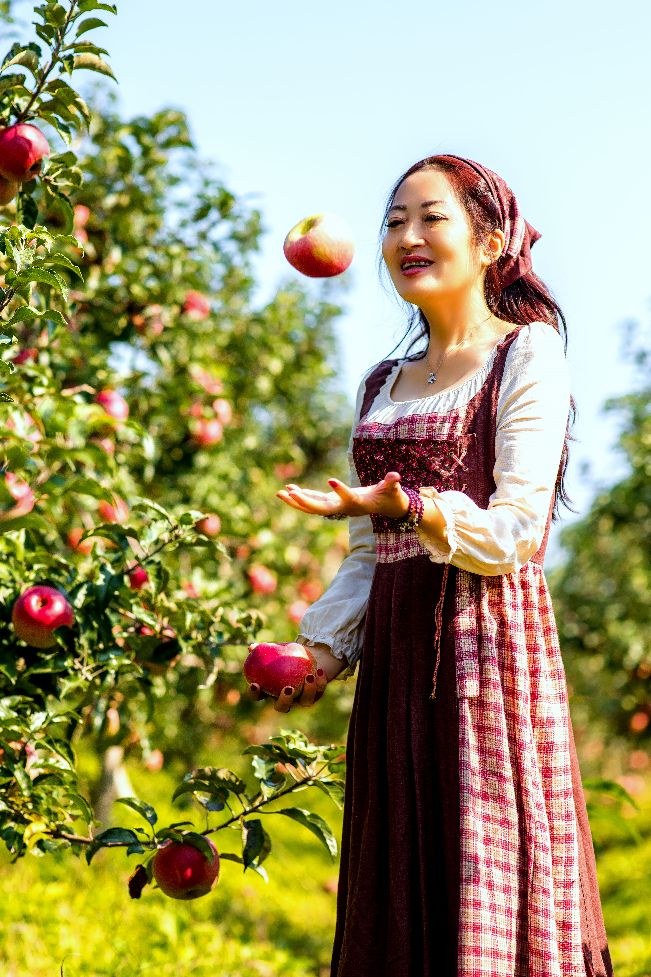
[297,322,571,671]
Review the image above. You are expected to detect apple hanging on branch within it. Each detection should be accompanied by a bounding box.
[0,123,50,183]
[12,585,74,648]
[151,837,220,900]
[283,212,354,278]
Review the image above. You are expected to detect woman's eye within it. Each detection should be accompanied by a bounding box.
[384,215,444,229]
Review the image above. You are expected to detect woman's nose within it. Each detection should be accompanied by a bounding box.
[398,222,424,248]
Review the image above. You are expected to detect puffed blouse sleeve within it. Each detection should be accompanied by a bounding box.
[296,370,377,674]
[415,323,571,575]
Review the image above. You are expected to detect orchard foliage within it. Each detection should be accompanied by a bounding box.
[1,0,351,882]
[551,322,651,753]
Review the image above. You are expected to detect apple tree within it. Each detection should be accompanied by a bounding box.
[0,0,353,897]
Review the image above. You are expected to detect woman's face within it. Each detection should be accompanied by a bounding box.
[381,168,484,307]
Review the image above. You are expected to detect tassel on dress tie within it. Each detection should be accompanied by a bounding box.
[430,562,450,700]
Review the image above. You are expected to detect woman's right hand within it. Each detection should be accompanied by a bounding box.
[246,642,345,713]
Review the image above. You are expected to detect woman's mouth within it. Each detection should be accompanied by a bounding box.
[401,260,433,277]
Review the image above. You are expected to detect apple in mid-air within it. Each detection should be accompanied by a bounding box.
[283,212,354,278]
[152,838,220,899]
[0,124,50,182]
[12,585,74,648]
[243,641,316,698]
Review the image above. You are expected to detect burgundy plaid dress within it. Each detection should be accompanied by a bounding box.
[330,325,614,977]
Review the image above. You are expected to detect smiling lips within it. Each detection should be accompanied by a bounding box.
[400,254,433,276]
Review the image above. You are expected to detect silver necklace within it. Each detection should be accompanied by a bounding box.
[424,315,494,385]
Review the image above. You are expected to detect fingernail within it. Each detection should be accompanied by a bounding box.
[328,479,337,486]
[251,683,259,692]
[305,674,315,684]
[316,668,325,677]
[283,686,293,695]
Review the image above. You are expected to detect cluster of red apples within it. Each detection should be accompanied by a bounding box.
[0,123,50,206]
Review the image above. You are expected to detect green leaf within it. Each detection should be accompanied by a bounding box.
[11,267,69,300]
[115,797,158,827]
[179,831,218,864]
[131,497,174,523]
[271,808,337,860]
[44,4,67,26]
[2,44,42,77]
[241,818,272,870]
[77,0,117,12]
[312,778,345,810]
[85,827,140,864]
[75,16,108,37]
[219,851,269,882]
[71,53,115,80]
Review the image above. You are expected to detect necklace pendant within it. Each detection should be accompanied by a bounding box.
[427,371,437,384]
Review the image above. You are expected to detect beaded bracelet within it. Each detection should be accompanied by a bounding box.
[394,486,424,532]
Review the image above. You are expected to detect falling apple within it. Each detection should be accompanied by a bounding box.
[0,123,50,183]
[283,212,354,278]
[243,641,315,698]
[152,838,220,900]
[12,585,74,648]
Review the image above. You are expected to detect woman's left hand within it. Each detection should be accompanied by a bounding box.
[276,470,409,519]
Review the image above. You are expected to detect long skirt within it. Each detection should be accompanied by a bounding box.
[330,557,614,977]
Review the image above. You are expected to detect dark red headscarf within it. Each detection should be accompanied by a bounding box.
[433,154,541,288]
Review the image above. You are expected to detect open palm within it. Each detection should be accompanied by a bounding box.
[276,470,408,519]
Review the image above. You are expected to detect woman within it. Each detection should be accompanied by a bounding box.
[249,154,614,977]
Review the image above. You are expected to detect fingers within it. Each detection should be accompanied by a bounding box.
[276,488,315,514]
[296,668,327,706]
[246,682,264,701]
[273,685,296,713]
[382,471,402,487]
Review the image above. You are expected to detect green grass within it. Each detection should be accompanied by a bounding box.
[1,739,649,977]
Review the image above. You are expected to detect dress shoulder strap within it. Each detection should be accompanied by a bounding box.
[359,359,400,420]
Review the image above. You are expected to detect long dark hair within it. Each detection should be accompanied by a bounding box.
[377,156,576,521]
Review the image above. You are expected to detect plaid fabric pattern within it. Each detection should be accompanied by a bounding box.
[350,338,589,975]
[455,563,584,976]
[375,530,429,563]
[356,410,466,441]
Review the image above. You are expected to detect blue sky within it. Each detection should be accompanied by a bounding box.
[12,0,651,554]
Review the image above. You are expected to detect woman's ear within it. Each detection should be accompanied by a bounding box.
[484,228,505,267]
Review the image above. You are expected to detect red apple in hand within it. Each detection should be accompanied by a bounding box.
[152,838,220,900]
[0,124,50,182]
[95,388,129,422]
[12,585,74,648]
[243,641,316,698]
[283,212,354,278]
